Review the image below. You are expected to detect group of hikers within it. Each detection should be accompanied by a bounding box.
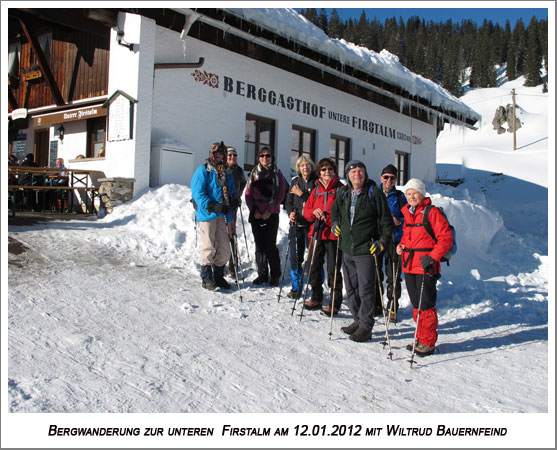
[191,142,453,357]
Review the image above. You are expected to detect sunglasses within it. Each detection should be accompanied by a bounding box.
[382,175,397,180]
[259,154,272,158]
[227,154,237,157]
[320,167,334,172]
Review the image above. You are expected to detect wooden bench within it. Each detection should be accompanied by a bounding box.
[8,167,103,217]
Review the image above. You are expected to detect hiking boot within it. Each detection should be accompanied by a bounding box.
[303,299,322,310]
[414,342,435,357]
[228,268,237,279]
[320,305,339,316]
[341,322,359,335]
[269,277,280,287]
[406,340,419,352]
[286,290,301,299]
[201,265,216,290]
[215,278,231,289]
[252,275,268,285]
[349,327,372,343]
[213,266,231,289]
[202,280,217,290]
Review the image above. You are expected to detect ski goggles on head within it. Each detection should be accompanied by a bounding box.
[210,142,226,154]
[345,161,366,172]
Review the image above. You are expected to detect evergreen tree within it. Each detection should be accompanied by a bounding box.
[524,17,542,86]
[317,8,329,35]
[513,18,527,75]
[302,8,319,27]
[328,9,344,39]
[507,38,517,81]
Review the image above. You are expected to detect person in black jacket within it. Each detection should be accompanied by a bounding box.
[284,156,318,298]
[225,147,247,279]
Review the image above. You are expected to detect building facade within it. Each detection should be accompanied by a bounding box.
[7,8,480,198]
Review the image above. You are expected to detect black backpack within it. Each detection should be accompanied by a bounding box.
[422,205,457,265]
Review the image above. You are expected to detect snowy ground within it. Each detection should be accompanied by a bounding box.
[3,76,553,447]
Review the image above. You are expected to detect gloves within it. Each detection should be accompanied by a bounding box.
[420,255,436,273]
[229,197,240,209]
[369,240,385,256]
[208,202,229,215]
[332,223,341,237]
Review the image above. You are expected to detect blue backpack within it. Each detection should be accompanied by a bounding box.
[422,205,457,265]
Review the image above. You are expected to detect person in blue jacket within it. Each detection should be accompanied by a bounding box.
[191,142,239,290]
[377,164,408,322]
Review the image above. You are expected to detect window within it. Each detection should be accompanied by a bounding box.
[330,135,350,176]
[87,117,106,158]
[244,114,275,170]
[8,42,20,79]
[395,151,409,184]
[291,125,316,171]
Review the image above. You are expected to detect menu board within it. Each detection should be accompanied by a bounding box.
[49,140,58,167]
[107,95,133,142]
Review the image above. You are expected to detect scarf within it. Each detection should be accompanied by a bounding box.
[248,163,279,205]
[205,157,230,204]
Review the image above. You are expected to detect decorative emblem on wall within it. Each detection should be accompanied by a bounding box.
[191,70,219,88]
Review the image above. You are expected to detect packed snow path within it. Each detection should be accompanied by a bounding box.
[8,217,547,413]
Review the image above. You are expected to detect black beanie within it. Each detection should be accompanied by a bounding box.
[381,164,398,176]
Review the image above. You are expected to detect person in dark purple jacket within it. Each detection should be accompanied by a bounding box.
[245,147,287,286]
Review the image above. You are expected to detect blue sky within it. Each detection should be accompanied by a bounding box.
[294,7,548,29]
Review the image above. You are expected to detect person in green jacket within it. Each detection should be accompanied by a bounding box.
[331,160,394,342]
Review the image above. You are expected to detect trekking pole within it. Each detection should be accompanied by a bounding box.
[298,220,322,322]
[374,253,393,360]
[389,254,402,327]
[232,230,245,283]
[328,236,342,340]
[278,221,295,303]
[238,203,252,270]
[409,274,427,368]
[225,219,243,302]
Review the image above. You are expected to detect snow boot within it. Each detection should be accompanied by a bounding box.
[341,322,359,335]
[349,327,372,342]
[201,265,217,290]
[213,265,231,289]
[287,289,301,299]
[414,342,435,357]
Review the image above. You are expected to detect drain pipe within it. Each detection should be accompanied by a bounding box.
[154,10,205,70]
[173,8,477,128]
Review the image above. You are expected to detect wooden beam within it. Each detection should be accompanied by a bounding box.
[8,88,19,110]
[17,16,66,106]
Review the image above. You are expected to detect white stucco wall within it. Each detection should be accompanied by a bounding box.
[102,12,156,195]
[151,25,437,186]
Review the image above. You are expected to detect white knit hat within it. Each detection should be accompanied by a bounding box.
[404,178,426,196]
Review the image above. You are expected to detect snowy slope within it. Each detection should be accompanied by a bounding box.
[3,77,553,448]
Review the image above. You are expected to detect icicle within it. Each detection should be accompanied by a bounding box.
[180,11,201,62]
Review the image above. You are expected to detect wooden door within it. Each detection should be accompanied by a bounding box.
[34,129,49,167]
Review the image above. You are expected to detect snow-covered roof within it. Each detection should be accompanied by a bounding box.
[222,8,480,123]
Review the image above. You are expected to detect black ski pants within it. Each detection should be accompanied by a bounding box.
[307,239,342,303]
[250,212,281,280]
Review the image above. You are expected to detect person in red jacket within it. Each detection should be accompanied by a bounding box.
[302,158,344,314]
[396,178,453,356]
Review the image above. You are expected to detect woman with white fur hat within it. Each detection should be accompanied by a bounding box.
[396,178,453,357]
